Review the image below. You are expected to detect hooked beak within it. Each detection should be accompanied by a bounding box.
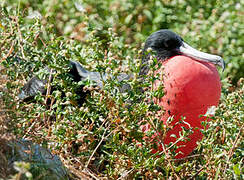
[179,42,225,71]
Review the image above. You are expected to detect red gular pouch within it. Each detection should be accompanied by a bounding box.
[146,55,221,159]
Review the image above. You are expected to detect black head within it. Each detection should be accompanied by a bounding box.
[140,29,183,75]
[143,30,183,58]
[140,29,225,75]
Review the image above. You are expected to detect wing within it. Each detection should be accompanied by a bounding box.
[18,60,132,101]
[18,67,51,100]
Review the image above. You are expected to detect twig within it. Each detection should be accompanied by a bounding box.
[165,121,193,152]
[23,121,36,139]
[165,136,185,152]
[44,69,53,105]
[228,124,243,158]
[39,36,47,47]
[42,69,53,124]
[105,129,115,139]
[223,124,243,175]
[16,17,25,59]
[160,140,181,180]
[1,41,15,62]
[85,123,111,168]
[173,154,202,161]
[47,97,55,123]
[189,161,209,180]
[83,168,100,180]
[148,118,181,179]
[118,168,134,180]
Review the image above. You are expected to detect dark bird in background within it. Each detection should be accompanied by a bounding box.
[18,29,225,159]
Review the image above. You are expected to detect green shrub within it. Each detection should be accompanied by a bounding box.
[2,0,243,82]
[1,1,243,179]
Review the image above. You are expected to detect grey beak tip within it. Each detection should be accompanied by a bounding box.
[222,61,226,72]
[220,58,226,72]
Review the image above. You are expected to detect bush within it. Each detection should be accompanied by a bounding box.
[1,1,243,179]
[2,0,243,82]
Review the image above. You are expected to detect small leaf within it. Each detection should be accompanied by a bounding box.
[125,14,133,24]
[26,11,42,19]
[3,6,8,15]
[143,9,152,20]
[233,164,240,176]
[204,105,217,116]
[0,23,4,29]
[74,1,85,12]
[175,165,183,172]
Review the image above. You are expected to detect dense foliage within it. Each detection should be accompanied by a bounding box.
[0,0,243,179]
[2,0,243,82]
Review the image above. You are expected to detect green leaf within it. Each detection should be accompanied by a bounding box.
[233,164,240,176]
[143,9,152,20]
[214,164,221,180]
[125,14,133,24]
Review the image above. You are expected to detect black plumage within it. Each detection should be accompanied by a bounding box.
[140,30,183,75]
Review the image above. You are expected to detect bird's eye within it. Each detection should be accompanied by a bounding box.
[164,37,182,49]
[164,39,174,49]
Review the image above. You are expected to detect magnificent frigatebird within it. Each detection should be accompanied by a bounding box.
[140,30,224,158]
[18,29,225,158]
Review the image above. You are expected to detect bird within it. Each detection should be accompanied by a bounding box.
[18,29,225,159]
[140,30,224,158]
